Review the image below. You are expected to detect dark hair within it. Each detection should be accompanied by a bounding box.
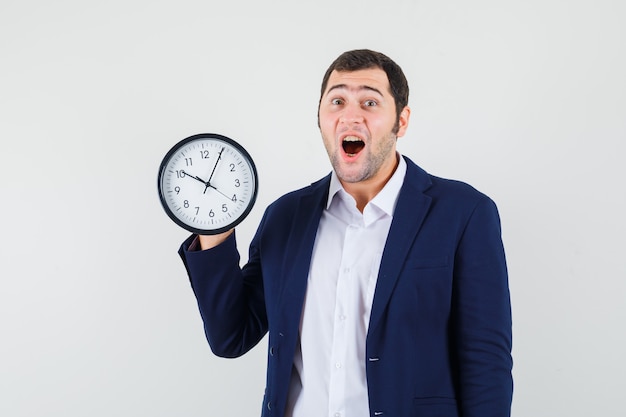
[318,49,409,131]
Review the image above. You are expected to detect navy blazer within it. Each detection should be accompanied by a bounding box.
[179,156,513,417]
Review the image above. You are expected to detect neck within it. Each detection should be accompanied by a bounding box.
[341,154,399,212]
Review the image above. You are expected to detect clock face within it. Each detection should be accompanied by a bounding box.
[158,133,258,235]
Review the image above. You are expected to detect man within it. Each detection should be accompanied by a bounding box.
[179,49,513,417]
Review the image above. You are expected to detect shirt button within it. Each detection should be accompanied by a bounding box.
[335,362,342,369]
[334,413,341,417]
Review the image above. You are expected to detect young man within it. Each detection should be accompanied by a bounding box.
[179,49,513,417]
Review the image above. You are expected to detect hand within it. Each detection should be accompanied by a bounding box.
[198,229,234,250]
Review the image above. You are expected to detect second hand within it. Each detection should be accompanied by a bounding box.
[207,184,233,201]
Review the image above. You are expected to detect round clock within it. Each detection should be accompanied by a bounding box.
[157,133,259,235]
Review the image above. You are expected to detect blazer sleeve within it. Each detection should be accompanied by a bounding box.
[453,195,513,416]
[178,230,268,358]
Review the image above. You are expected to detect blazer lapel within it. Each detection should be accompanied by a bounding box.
[368,158,433,334]
[278,176,330,324]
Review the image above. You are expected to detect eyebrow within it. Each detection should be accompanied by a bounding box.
[325,84,384,97]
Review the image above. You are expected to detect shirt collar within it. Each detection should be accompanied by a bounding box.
[326,153,407,217]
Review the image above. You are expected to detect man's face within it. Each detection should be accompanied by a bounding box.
[318,68,410,187]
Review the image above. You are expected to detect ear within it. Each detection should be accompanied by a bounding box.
[396,106,411,138]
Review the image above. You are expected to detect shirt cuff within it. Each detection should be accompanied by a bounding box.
[187,235,201,251]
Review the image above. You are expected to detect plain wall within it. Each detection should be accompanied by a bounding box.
[1,1,624,416]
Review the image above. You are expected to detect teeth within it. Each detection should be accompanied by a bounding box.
[343,136,362,142]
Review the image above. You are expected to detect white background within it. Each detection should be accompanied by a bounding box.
[1,1,624,416]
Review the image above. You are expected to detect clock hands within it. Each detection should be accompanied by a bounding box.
[180,169,232,201]
[181,170,211,194]
[207,147,224,183]
[179,170,211,194]
[181,171,208,186]
[181,147,226,194]
[203,147,225,194]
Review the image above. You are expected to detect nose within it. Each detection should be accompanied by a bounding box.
[339,103,364,125]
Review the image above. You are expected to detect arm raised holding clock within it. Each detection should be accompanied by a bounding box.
[178,221,268,358]
[168,134,264,358]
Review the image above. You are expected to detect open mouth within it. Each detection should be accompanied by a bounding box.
[342,136,365,156]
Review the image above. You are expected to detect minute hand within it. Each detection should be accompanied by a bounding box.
[207,147,225,183]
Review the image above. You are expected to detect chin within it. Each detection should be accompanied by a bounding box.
[336,167,371,184]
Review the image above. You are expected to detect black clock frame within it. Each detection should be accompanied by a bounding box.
[157,133,259,235]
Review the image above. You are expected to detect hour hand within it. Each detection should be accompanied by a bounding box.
[181,170,208,186]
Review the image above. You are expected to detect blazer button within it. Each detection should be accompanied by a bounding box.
[269,346,275,356]
[267,401,272,410]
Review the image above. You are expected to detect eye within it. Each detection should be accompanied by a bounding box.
[331,98,344,105]
[364,99,378,107]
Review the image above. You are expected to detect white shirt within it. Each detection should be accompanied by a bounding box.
[286,155,407,417]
